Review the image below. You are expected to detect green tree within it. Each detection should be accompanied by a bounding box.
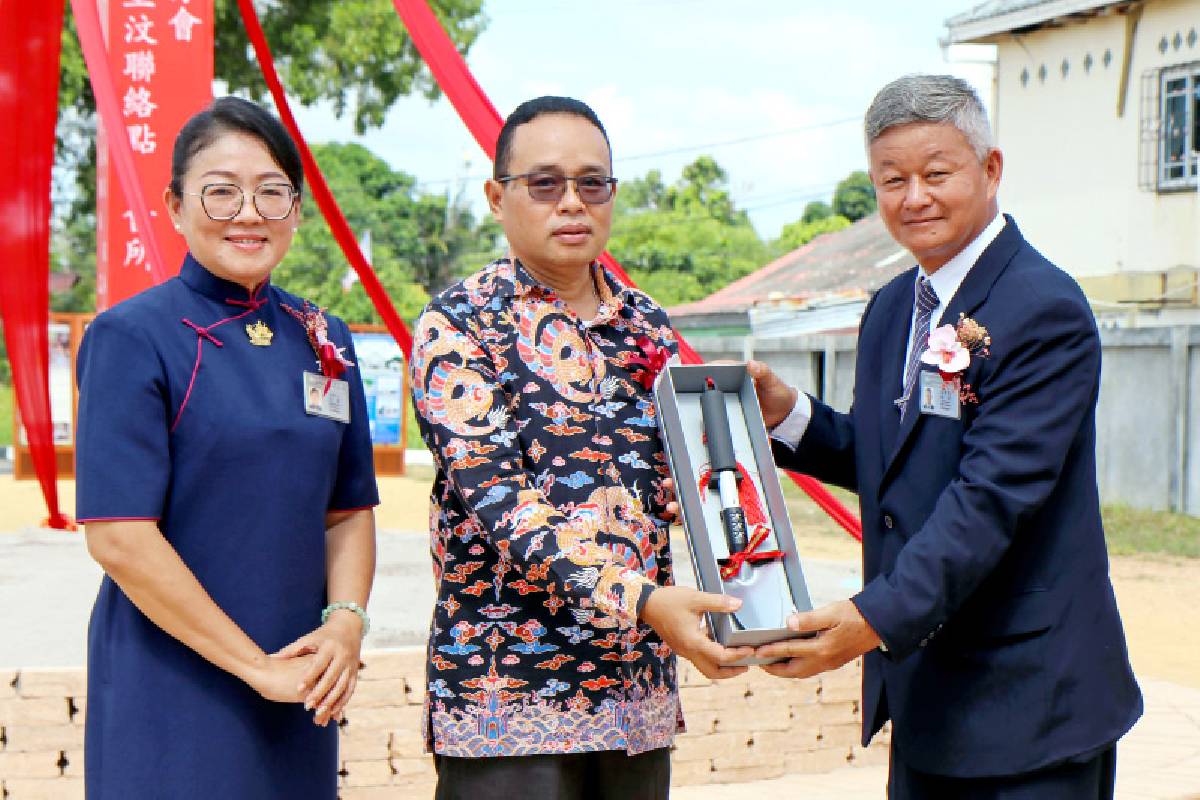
[774,214,851,253]
[272,142,500,324]
[832,170,877,222]
[800,200,833,224]
[610,156,768,308]
[51,0,488,312]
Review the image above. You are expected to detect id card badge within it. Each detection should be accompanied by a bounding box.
[918,370,961,420]
[303,371,351,423]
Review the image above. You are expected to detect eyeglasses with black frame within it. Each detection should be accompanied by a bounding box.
[497,172,618,204]
[183,182,299,221]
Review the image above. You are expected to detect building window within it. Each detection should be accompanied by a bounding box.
[1143,62,1200,191]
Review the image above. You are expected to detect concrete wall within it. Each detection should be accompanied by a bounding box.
[0,650,886,799]
[695,325,1200,514]
[991,0,1200,279]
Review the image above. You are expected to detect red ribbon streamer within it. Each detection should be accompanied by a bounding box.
[718,525,785,582]
[0,2,72,529]
[69,0,169,286]
[392,0,859,540]
[235,0,414,360]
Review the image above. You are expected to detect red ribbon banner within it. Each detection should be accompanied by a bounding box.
[0,1,72,529]
[69,0,170,286]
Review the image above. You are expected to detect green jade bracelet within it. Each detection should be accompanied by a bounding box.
[321,601,370,638]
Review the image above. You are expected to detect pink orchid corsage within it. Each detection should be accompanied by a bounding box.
[281,300,355,380]
[627,335,670,390]
[920,314,991,404]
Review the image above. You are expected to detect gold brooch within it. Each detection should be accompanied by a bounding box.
[245,320,274,346]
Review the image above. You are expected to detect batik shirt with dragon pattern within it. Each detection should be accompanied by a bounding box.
[410,257,682,758]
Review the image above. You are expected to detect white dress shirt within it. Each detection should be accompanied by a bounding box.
[770,212,1007,449]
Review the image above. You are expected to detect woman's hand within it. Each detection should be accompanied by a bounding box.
[272,611,364,726]
[246,653,317,704]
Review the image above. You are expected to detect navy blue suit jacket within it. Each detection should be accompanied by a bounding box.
[775,217,1142,777]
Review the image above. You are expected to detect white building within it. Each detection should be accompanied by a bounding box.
[946,0,1200,325]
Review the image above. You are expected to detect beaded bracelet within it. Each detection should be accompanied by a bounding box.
[321,601,370,638]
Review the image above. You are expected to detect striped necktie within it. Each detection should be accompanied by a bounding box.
[898,276,940,417]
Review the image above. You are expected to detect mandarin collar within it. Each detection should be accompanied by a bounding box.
[178,253,271,306]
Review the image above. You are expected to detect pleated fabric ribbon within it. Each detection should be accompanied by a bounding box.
[0,1,72,529]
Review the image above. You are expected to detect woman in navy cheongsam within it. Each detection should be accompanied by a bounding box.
[75,97,378,798]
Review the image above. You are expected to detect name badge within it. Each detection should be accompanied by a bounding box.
[303,371,350,423]
[918,370,960,420]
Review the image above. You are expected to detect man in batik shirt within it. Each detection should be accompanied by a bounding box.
[410,96,750,799]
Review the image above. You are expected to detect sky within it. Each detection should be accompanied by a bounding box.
[291,0,996,239]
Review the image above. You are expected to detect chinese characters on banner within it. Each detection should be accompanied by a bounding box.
[96,0,213,309]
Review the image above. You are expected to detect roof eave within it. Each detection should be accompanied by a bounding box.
[945,0,1125,44]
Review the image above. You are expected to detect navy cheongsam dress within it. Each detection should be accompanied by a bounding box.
[75,254,379,798]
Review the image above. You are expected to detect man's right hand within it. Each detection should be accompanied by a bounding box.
[641,586,754,679]
[746,360,799,429]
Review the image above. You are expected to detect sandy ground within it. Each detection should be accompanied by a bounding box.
[1,470,1197,689]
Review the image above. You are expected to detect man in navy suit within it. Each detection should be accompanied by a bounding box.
[750,75,1142,798]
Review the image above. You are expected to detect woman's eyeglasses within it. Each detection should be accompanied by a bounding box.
[183,183,298,221]
[497,172,618,204]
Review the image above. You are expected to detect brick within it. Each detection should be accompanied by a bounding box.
[2,778,84,800]
[671,732,747,762]
[346,678,407,708]
[710,700,792,732]
[669,758,715,786]
[782,745,854,774]
[339,758,394,788]
[341,705,422,733]
[359,649,426,680]
[676,663,713,688]
[391,779,436,796]
[390,756,435,779]
[709,762,785,783]
[338,728,391,762]
[819,669,862,703]
[792,700,858,729]
[748,730,819,758]
[59,750,82,778]
[711,740,775,771]
[849,743,890,766]
[817,722,862,749]
[340,786,421,800]
[0,751,65,779]
[680,708,719,735]
[14,670,87,700]
[0,698,71,727]
[0,671,18,699]
[3,726,84,753]
[388,727,426,759]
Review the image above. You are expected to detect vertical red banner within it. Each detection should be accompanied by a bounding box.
[96,0,213,310]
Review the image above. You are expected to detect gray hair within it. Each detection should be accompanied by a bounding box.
[864,74,994,159]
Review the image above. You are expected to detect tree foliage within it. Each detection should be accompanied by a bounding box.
[272,142,500,324]
[832,170,877,222]
[610,156,767,308]
[800,200,833,224]
[775,214,851,254]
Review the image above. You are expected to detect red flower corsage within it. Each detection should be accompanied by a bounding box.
[627,336,670,390]
[281,300,354,379]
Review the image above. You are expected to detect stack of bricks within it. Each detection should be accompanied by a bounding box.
[0,648,886,799]
[0,667,86,800]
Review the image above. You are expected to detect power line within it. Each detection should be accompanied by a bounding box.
[614,116,862,163]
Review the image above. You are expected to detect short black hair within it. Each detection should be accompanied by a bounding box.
[169,96,304,197]
[493,96,611,179]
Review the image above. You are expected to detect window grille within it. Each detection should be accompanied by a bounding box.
[1144,61,1200,192]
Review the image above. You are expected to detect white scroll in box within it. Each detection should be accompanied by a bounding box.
[654,363,812,663]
